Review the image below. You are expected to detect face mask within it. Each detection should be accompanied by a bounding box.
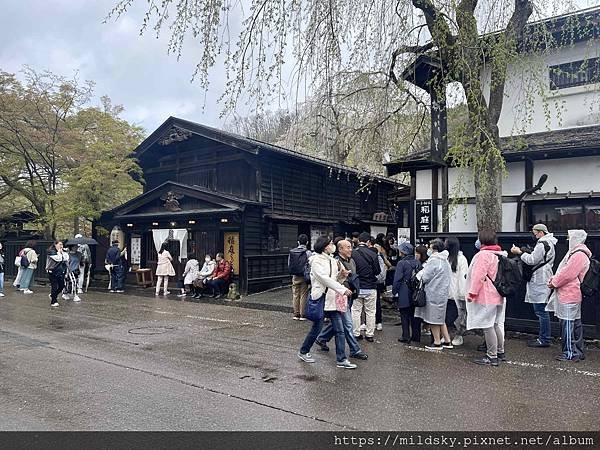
[327,244,336,254]
[205,257,211,262]
[427,249,433,257]
[475,239,481,250]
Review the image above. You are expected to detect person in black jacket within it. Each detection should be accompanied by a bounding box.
[393,243,422,343]
[351,232,381,341]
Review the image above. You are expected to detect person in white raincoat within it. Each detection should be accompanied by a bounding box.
[466,230,507,366]
[445,237,469,346]
[415,239,452,351]
[178,258,200,298]
[511,224,557,348]
[546,229,590,362]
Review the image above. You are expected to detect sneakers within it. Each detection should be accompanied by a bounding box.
[451,335,464,346]
[556,354,580,362]
[116,290,125,293]
[109,290,116,293]
[50,302,60,307]
[293,315,301,320]
[298,352,316,363]
[350,352,368,360]
[527,339,550,348]
[23,289,34,294]
[359,324,367,331]
[442,341,454,349]
[365,336,374,342]
[73,295,82,302]
[77,289,84,294]
[425,343,443,350]
[298,317,307,321]
[177,293,187,298]
[497,352,507,362]
[0,293,5,297]
[336,359,357,369]
[473,356,499,366]
[376,323,383,331]
[315,340,329,352]
[62,294,70,300]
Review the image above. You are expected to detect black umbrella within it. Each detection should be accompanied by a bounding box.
[64,237,98,246]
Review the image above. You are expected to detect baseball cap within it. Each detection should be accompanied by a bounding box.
[532,224,548,233]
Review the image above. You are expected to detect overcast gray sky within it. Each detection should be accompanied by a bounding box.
[1,0,596,135]
[1,0,238,133]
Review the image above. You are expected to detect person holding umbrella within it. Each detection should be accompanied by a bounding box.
[64,235,98,293]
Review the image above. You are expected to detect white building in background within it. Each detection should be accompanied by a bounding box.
[386,6,600,238]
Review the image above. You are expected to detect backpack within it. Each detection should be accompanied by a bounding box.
[487,254,523,298]
[20,251,30,268]
[288,247,309,276]
[572,250,600,299]
[522,241,551,282]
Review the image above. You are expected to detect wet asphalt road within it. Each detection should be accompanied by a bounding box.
[0,289,599,431]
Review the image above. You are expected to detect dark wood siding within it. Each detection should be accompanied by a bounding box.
[259,154,396,222]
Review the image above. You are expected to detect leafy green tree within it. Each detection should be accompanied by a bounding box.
[0,67,144,238]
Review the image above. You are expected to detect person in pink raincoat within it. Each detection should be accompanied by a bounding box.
[466,230,507,367]
[546,229,590,362]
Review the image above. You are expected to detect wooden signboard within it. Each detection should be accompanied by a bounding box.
[224,232,240,274]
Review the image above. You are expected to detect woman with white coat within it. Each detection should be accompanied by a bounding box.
[466,230,507,366]
[178,258,200,298]
[446,237,469,346]
[155,242,176,296]
[193,255,217,298]
[415,238,452,350]
[298,236,356,369]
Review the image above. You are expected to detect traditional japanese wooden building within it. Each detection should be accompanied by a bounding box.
[384,7,600,337]
[98,117,405,293]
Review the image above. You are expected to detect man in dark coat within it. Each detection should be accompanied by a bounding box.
[392,242,422,343]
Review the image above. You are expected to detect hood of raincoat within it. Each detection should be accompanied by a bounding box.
[567,229,587,251]
[539,232,558,246]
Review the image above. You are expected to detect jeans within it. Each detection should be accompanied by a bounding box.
[317,307,363,356]
[560,318,584,359]
[532,303,551,344]
[454,299,468,336]
[0,272,4,293]
[206,278,227,295]
[375,286,383,324]
[20,267,34,290]
[111,264,124,291]
[300,310,347,362]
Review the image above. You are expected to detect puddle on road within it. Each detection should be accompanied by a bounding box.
[128,326,175,335]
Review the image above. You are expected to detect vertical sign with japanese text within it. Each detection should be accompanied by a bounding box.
[415,200,433,235]
[223,232,240,274]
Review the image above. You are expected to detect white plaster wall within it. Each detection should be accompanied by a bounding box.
[416,170,432,200]
[481,39,600,136]
[447,162,524,198]
[534,156,600,193]
[503,162,525,196]
[502,202,518,233]
[449,204,478,232]
[447,167,475,198]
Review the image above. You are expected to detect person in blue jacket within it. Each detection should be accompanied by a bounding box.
[393,242,423,343]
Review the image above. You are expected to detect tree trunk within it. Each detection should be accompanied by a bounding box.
[473,143,503,232]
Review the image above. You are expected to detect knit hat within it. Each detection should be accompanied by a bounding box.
[532,223,549,234]
[398,242,414,256]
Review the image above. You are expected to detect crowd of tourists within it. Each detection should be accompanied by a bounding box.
[3,236,232,307]
[8,236,92,307]
[292,225,594,369]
